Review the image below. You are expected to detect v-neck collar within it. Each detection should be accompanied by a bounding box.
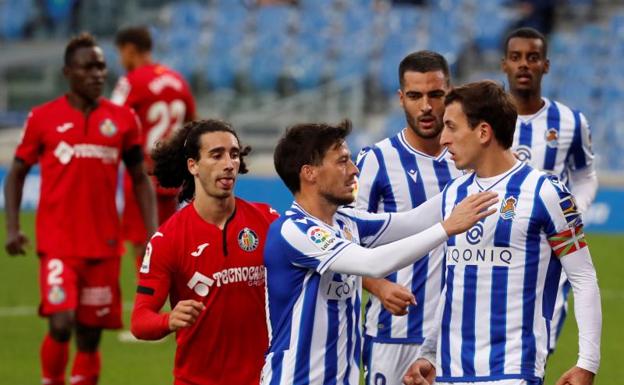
[474,161,525,192]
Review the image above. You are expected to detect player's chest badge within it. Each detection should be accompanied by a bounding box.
[99,119,118,137]
[545,128,559,148]
[500,196,518,220]
[238,228,259,252]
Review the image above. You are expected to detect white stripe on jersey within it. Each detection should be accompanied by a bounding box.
[512,97,594,185]
[262,203,392,385]
[436,162,581,383]
[356,129,462,343]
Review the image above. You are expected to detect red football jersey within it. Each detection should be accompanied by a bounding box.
[111,63,196,174]
[131,198,279,385]
[14,95,142,258]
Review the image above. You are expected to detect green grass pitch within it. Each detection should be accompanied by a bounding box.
[0,213,622,384]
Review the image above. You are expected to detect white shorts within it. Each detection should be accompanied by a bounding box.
[363,336,420,385]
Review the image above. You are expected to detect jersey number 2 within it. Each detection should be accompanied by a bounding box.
[146,99,187,152]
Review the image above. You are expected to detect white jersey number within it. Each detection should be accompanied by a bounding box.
[145,99,187,152]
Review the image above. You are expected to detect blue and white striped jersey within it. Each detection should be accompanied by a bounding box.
[355,129,462,343]
[262,202,393,385]
[435,161,586,383]
[512,97,594,185]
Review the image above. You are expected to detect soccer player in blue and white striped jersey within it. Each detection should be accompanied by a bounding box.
[404,81,601,385]
[502,27,598,354]
[355,51,462,385]
[262,121,497,385]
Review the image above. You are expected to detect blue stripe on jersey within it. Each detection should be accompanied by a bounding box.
[376,271,397,339]
[460,265,478,376]
[353,292,362,367]
[345,296,355,385]
[448,174,476,246]
[542,257,562,321]
[390,136,431,341]
[543,102,561,171]
[493,165,532,247]
[408,256,429,340]
[520,177,547,375]
[294,275,321,385]
[519,121,533,146]
[269,351,284,385]
[372,147,397,213]
[323,295,339,385]
[441,265,455,376]
[433,157,453,191]
[568,110,587,169]
[489,266,508,375]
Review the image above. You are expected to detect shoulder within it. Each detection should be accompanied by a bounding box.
[238,198,280,223]
[31,96,67,116]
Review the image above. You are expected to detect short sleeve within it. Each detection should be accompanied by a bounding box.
[139,231,173,281]
[14,111,43,165]
[566,111,594,171]
[539,176,587,258]
[280,220,356,274]
[354,147,380,212]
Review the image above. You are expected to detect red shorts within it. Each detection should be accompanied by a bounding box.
[39,256,122,329]
[122,179,178,244]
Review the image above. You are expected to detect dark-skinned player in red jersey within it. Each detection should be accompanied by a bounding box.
[111,25,197,268]
[3,33,157,385]
[131,119,279,385]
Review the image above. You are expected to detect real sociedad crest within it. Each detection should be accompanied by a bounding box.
[238,228,259,252]
[545,128,559,148]
[500,196,518,220]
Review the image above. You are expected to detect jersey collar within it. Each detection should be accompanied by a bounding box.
[517,97,551,124]
[474,161,525,192]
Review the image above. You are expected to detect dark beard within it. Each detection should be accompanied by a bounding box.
[405,111,443,139]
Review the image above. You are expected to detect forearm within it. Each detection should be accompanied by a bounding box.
[132,173,158,237]
[561,248,602,373]
[371,194,443,246]
[363,277,386,296]
[4,160,29,232]
[329,223,448,277]
[570,166,598,214]
[131,299,171,340]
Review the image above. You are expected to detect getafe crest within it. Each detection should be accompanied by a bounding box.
[99,119,118,137]
[500,196,517,220]
[238,228,259,252]
[545,128,559,148]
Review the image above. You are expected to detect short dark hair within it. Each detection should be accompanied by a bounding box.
[115,26,153,52]
[504,27,548,57]
[444,80,517,149]
[152,119,251,203]
[398,50,450,88]
[64,32,98,66]
[274,120,352,194]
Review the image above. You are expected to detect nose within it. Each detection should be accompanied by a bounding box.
[440,126,450,147]
[420,96,432,112]
[348,159,359,176]
[223,154,236,170]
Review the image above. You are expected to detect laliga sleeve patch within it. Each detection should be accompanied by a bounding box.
[307,226,338,252]
[548,224,587,258]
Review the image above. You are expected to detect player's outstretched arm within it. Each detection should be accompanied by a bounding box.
[363,277,415,316]
[4,158,31,256]
[329,192,498,277]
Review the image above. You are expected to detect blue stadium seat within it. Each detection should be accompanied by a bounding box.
[0,0,33,40]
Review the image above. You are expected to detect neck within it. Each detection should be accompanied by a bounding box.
[294,192,338,226]
[130,54,152,71]
[403,128,443,157]
[510,89,544,115]
[66,92,98,114]
[193,193,236,229]
[473,148,517,178]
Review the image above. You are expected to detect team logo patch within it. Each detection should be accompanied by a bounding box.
[548,224,587,258]
[99,119,118,137]
[307,226,337,251]
[545,128,559,148]
[559,195,582,227]
[48,285,66,305]
[466,222,484,245]
[500,196,517,220]
[238,228,259,252]
[515,145,532,162]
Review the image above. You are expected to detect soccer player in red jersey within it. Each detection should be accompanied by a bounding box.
[131,119,279,385]
[3,33,157,385]
[111,25,197,265]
